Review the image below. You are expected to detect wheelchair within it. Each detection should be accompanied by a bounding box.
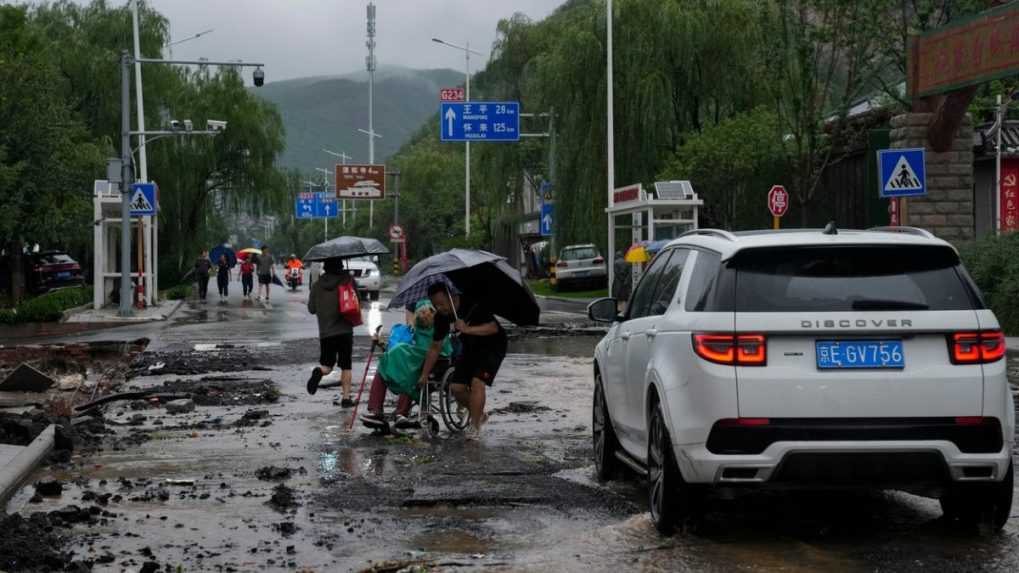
[417,358,469,438]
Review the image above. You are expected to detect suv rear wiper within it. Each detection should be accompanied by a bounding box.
[850,299,929,310]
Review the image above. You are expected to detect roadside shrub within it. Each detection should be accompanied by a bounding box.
[957,233,1019,335]
[163,283,192,301]
[0,287,92,325]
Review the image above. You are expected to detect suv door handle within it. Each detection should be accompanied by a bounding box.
[621,331,631,341]
[646,328,658,339]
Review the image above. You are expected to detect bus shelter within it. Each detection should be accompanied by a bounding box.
[606,181,703,296]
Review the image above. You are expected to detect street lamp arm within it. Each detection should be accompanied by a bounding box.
[431,37,483,56]
[165,28,214,49]
[135,57,265,67]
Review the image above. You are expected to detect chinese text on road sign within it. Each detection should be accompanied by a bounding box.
[129,183,157,216]
[768,185,788,218]
[336,164,385,200]
[440,87,465,102]
[295,192,337,219]
[440,101,520,142]
[878,148,927,198]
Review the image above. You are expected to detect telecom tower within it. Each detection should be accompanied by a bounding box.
[366,2,376,229]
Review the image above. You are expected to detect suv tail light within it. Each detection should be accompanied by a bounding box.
[948,331,1005,364]
[593,256,605,264]
[693,333,767,366]
[556,261,568,268]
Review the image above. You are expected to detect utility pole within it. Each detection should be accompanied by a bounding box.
[366,1,377,230]
[323,148,352,226]
[120,51,134,317]
[606,0,616,295]
[465,41,471,237]
[130,0,154,307]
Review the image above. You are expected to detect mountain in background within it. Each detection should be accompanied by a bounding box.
[254,66,463,173]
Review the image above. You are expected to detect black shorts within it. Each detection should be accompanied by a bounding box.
[451,349,506,387]
[258,274,272,285]
[319,334,353,370]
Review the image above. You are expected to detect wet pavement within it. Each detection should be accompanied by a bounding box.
[1,280,1017,572]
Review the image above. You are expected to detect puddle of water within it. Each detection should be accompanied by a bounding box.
[509,336,600,358]
[411,528,490,554]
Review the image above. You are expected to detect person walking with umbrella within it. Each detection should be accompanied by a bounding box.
[306,258,358,408]
[240,256,255,298]
[194,249,212,303]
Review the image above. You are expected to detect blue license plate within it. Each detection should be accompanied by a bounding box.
[574,270,590,277]
[815,340,904,369]
[56,272,71,279]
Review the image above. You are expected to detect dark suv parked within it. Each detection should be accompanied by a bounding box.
[29,251,84,293]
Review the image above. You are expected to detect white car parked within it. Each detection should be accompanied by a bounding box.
[588,226,1015,534]
[346,256,382,301]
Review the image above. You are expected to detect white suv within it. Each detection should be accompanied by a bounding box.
[588,227,1015,534]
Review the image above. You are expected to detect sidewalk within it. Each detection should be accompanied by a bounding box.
[63,300,183,324]
[1008,337,1019,357]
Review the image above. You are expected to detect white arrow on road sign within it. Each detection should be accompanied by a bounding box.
[445,107,456,137]
[542,213,552,230]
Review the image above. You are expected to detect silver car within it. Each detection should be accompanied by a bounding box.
[555,244,607,290]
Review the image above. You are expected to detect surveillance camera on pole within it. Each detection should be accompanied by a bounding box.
[207,119,228,132]
[253,67,265,87]
[170,120,183,131]
[183,119,193,132]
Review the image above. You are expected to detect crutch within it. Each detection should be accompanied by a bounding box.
[346,325,384,431]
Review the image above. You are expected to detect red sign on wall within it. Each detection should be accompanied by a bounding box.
[1002,158,1019,233]
[889,197,900,226]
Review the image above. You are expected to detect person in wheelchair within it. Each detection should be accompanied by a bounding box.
[361,299,453,432]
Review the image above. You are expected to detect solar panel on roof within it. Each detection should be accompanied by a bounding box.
[654,180,694,200]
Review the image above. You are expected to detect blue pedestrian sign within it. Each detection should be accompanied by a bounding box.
[440,101,520,142]
[129,182,157,216]
[878,148,926,198]
[295,192,316,220]
[540,203,554,237]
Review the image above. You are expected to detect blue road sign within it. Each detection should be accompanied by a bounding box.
[129,182,157,216]
[317,193,338,218]
[440,101,520,142]
[878,148,926,198]
[540,203,554,237]
[295,192,316,220]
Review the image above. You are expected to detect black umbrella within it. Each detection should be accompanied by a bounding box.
[388,249,540,326]
[303,236,390,262]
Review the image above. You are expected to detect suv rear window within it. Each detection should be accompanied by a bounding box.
[731,245,981,312]
[561,247,598,260]
[35,253,75,265]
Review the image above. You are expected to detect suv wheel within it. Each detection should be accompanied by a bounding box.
[593,372,621,481]
[369,291,380,301]
[940,461,1013,535]
[648,401,702,535]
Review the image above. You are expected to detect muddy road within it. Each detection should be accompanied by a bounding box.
[2,282,1018,572]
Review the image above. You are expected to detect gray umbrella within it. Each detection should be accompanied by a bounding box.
[303,236,390,262]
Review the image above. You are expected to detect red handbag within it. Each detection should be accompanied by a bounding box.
[338,281,363,326]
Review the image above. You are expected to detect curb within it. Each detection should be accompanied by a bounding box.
[0,424,55,505]
[162,299,185,321]
[60,302,95,323]
[534,294,597,306]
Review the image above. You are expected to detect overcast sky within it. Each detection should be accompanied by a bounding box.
[144,0,563,82]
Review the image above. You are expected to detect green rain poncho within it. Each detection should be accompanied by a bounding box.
[376,300,453,397]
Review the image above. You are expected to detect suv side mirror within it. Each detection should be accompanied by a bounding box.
[588,297,620,323]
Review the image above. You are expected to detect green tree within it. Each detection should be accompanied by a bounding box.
[0,5,103,299]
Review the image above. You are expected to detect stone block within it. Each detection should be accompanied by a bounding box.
[946,189,972,202]
[927,151,957,164]
[928,176,961,189]
[934,201,962,214]
[907,201,935,214]
[947,214,973,226]
[918,213,947,226]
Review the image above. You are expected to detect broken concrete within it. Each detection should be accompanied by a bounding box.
[0,363,54,392]
[164,398,196,414]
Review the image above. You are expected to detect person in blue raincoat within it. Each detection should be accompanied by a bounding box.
[361,299,453,432]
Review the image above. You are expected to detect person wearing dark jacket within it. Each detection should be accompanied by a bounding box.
[194,250,212,302]
[306,258,358,407]
[216,255,231,300]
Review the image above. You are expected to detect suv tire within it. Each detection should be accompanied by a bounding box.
[940,461,1013,535]
[648,401,702,535]
[369,291,380,301]
[593,372,621,481]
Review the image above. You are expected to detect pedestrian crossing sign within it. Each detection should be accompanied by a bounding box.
[129,182,157,216]
[878,148,926,198]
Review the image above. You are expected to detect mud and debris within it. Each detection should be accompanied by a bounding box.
[268,484,300,511]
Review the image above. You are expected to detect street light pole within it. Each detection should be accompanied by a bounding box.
[606,0,616,295]
[432,37,484,238]
[367,2,377,231]
[120,51,134,317]
[323,148,351,227]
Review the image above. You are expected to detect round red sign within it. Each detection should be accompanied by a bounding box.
[768,185,789,218]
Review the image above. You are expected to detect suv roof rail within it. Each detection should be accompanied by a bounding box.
[676,229,737,242]
[866,226,935,239]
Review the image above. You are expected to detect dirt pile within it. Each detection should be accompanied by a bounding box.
[159,376,279,406]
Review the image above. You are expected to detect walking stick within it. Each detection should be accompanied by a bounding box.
[347,325,383,431]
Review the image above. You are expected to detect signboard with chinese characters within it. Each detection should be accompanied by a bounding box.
[1002,158,1019,233]
[440,87,465,101]
[295,192,316,220]
[612,184,643,205]
[911,3,1019,98]
[336,164,385,200]
[439,101,520,142]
